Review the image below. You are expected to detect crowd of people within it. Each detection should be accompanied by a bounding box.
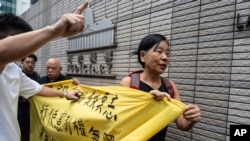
[0,0,201,141]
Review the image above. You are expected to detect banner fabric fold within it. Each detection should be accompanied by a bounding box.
[29,80,185,141]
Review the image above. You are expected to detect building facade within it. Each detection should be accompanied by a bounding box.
[16,0,30,15]
[21,0,250,141]
[0,0,16,13]
[0,0,38,15]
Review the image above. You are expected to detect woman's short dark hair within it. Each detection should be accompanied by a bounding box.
[133,34,169,68]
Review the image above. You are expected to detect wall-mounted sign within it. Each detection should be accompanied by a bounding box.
[67,6,116,78]
[67,50,114,78]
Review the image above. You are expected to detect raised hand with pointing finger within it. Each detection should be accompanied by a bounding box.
[0,0,89,69]
[51,0,89,37]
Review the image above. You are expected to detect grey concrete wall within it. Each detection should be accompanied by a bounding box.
[21,0,250,140]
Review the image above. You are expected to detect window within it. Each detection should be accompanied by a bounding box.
[31,0,38,4]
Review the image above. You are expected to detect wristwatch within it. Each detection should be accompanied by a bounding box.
[63,90,68,97]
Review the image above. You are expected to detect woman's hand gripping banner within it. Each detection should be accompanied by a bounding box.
[29,80,185,141]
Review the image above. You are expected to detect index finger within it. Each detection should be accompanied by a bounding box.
[164,93,171,100]
[185,104,195,110]
[74,0,89,14]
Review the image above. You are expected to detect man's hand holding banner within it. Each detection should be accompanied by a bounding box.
[29,80,185,141]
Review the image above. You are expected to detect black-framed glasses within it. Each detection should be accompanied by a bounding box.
[24,60,36,65]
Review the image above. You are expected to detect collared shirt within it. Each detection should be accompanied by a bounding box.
[22,70,40,81]
[0,63,42,141]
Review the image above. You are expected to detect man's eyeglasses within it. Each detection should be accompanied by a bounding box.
[24,61,35,65]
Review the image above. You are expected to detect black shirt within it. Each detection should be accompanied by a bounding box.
[22,70,40,81]
[140,80,169,141]
[37,74,72,84]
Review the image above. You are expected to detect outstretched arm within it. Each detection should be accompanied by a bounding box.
[37,86,80,100]
[170,80,201,131]
[0,0,88,72]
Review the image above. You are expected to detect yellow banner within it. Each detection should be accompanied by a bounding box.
[29,80,185,141]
